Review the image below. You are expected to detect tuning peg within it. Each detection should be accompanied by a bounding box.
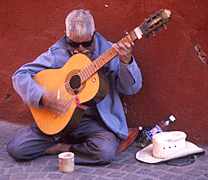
[163,24,167,29]
[125,30,130,34]
[157,28,162,32]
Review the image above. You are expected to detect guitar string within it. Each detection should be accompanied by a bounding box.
[54,33,136,110]
[56,11,170,100]
[56,33,134,99]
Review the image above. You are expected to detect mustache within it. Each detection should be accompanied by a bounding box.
[73,49,91,54]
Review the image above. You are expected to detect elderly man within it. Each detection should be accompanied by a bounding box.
[7,9,142,164]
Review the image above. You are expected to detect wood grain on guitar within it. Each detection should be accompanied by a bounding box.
[30,9,172,135]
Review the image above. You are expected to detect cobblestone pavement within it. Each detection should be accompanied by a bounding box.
[0,120,208,180]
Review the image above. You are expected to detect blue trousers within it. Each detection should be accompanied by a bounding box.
[7,116,120,164]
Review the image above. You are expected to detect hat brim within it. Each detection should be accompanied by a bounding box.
[136,141,204,164]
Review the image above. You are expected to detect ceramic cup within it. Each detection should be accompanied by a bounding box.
[58,152,74,173]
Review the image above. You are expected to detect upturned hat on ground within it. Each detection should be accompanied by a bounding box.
[136,131,204,164]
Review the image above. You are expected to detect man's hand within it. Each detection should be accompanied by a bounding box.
[40,91,73,116]
[112,42,133,64]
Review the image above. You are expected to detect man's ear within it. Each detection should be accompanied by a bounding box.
[94,30,97,40]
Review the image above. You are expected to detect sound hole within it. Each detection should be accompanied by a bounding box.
[65,69,86,95]
[70,75,81,89]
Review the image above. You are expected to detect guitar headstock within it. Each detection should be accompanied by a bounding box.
[135,9,172,39]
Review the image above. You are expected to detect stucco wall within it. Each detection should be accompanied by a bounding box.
[0,0,208,144]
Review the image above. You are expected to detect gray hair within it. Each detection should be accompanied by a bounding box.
[65,9,95,38]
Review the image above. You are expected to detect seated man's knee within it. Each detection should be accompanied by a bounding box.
[89,132,120,164]
[97,145,116,164]
[7,139,23,161]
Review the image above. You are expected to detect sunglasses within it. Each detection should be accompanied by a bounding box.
[67,32,95,48]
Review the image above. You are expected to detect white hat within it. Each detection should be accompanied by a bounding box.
[136,131,204,164]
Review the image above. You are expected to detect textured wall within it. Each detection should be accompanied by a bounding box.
[0,0,208,144]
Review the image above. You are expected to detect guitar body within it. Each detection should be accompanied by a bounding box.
[30,54,109,135]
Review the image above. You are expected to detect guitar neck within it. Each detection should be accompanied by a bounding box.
[79,27,142,83]
[78,9,172,83]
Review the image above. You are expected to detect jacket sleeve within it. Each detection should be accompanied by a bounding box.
[12,48,57,108]
[115,56,142,95]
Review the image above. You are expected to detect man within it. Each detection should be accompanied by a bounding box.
[7,9,142,164]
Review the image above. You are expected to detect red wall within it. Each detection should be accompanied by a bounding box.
[1,0,208,144]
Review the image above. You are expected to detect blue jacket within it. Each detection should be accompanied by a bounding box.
[12,33,142,139]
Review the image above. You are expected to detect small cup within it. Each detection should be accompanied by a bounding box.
[58,152,74,173]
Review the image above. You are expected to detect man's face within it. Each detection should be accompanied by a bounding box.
[67,32,96,56]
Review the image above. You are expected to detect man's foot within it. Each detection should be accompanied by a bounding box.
[43,143,71,155]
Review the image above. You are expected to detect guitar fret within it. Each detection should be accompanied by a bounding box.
[89,63,95,73]
[98,57,104,66]
[126,34,133,43]
[82,69,88,80]
[83,67,88,76]
[131,31,137,41]
[101,56,107,64]
[97,59,102,68]
[92,62,97,72]
[123,36,127,43]
[85,66,90,76]
[100,55,106,64]
[79,71,84,82]
[95,61,100,69]
[97,61,101,69]
[103,54,109,63]
[89,65,94,75]
[79,71,85,82]
[121,38,126,44]
[132,31,137,41]
[110,48,116,57]
[103,54,108,63]
[100,56,105,65]
[89,63,94,74]
[86,66,91,77]
[125,36,130,43]
[106,51,111,60]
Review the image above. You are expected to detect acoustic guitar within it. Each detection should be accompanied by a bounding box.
[30,9,172,135]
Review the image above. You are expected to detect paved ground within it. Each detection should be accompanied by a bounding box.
[0,120,207,180]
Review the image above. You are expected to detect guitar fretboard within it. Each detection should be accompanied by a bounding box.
[78,28,142,83]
